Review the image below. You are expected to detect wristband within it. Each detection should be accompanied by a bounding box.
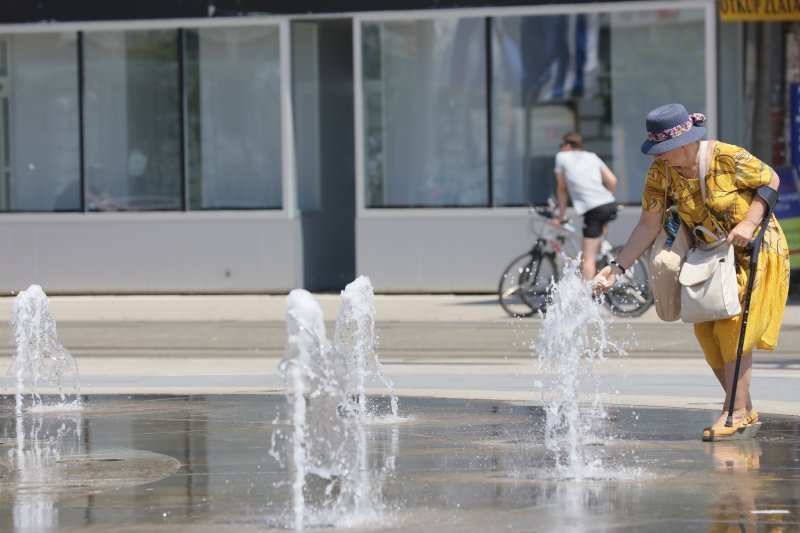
[610,260,626,275]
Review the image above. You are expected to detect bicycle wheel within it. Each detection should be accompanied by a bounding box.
[498,251,556,317]
[599,246,654,317]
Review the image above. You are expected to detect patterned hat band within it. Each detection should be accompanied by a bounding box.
[646,113,707,142]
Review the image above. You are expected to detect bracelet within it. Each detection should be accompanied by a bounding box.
[610,260,626,274]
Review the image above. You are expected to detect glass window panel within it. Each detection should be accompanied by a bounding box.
[83,30,181,211]
[0,33,80,212]
[491,14,603,206]
[609,9,706,203]
[185,26,282,210]
[491,9,706,206]
[362,18,488,207]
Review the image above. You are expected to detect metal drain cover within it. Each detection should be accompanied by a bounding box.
[0,447,180,504]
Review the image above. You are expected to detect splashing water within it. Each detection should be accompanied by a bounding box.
[11,285,81,415]
[531,259,623,480]
[333,276,398,419]
[277,289,382,530]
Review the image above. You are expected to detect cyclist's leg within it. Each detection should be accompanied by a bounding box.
[581,202,616,280]
[581,237,601,280]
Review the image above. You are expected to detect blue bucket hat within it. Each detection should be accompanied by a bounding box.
[640,103,707,155]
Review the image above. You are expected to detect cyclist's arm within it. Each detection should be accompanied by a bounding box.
[554,171,569,221]
[594,209,661,292]
[600,165,618,194]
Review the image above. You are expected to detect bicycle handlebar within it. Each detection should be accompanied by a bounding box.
[529,205,576,233]
[530,205,556,218]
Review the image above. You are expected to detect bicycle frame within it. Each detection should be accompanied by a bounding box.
[527,209,586,269]
[498,202,654,318]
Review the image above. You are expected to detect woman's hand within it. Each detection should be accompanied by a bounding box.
[592,265,617,295]
[725,219,758,248]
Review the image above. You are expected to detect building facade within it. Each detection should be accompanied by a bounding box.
[0,0,793,293]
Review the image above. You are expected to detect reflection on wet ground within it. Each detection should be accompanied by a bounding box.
[0,395,798,532]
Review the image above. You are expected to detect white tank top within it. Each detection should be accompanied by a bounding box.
[554,150,615,215]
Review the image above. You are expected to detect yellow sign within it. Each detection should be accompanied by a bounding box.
[719,0,800,20]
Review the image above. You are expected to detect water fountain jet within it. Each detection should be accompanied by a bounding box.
[10,285,81,415]
[334,275,398,419]
[278,288,382,530]
[532,259,623,480]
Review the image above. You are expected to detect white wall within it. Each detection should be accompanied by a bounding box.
[356,207,640,292]
[0,213,303,293]
[0,206,640,294]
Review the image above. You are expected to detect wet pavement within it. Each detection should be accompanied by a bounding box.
[0,294,798,531]
[0,395,798,532]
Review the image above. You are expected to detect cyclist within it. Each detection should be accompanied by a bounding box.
[553,131,620,280]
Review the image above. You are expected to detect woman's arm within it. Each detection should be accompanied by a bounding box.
[725,169,780,248]
[594,209,662,292]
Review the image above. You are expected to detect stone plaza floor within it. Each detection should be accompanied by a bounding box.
[0,294,798,531]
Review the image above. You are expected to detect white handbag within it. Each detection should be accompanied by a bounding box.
[679,236,741,323]
[678,141,741,323]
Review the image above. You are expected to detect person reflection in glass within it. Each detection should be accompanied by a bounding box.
[54,166,128,212]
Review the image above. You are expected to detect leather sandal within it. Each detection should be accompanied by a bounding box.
[702,411,761,442]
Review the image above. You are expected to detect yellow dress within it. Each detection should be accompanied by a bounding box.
[641,142,790,369]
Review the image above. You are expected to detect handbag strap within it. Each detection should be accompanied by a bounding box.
[694,225,726,250]
[696,140,727,239]
[698,140,708,202]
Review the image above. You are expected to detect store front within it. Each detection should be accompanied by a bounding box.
[0,1,724,293]
[353,2,716,290]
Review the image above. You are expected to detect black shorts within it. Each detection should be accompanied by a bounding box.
[582,202,618,238]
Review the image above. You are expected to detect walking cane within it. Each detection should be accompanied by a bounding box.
[725,185,780,428]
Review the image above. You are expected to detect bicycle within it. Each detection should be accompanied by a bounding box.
[498,202,654,318]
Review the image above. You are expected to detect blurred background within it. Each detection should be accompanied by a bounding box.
[0,0,795,293]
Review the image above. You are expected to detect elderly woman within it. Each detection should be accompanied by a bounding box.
[594,103,789,441]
